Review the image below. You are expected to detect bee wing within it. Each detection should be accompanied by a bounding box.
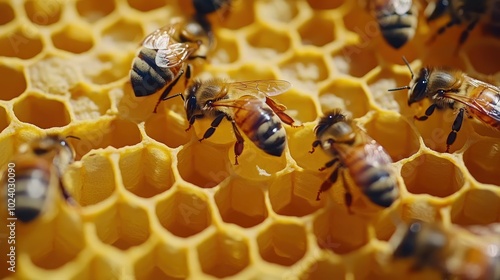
[374,0,412,15]
[444,93,500,122]
[226,80,292,99]
[211,95,264,111]
[155,43,195,68]
[142,25,176,49]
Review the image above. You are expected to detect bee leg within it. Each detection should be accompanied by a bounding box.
[319,158,339,172]
[230,120,245,165]
[316,164,340,201]
[454,18,479,54]
[153,68,186,113]
[309,140,321,154]
[340,171,353,215]
[446,107,465,153]
[265,97,302,127]
[414,103,437,121]
[427,18,460,44]
[199,113,225,142]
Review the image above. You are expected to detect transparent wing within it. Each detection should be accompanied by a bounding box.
[155,43,196,68]
[142,25,177,49]
[444,91,500,123]
[226,80,292,100]
[211,95,264,111]
[363,140,394,166]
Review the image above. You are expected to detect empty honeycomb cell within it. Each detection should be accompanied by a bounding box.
[364,112,420,161]
[177,141,231,188]
[420,47,468,71]
[66,153,116,206]
[134,244,189,279]
[101,19,143,45]
[84,51,134,85]
[76,0,115,23]
[70,85,111,120]
[450,189,500,225]
[156,190,211,238]
[214,177,267,228]
[298,16,335,47]
[332,45,378,78]
[0,64,26,101]
[0,105,9,133]
[272,91,317,123]
[246,25,291,59]
[210,34,239,64]
[465,42,500,75]
[51,24,94,54]
[300,258,347,280]
[401,154,465,198]
[0,2,14,25]
[319,78,370,118]
[343,4,378,36]
[256,0,299,24]
[119,144,174,198]
[366,68,414,114]
[127,0,165,12]
[257,222,307,266]
[145,111,190,149]
[13,94,70,129]
[313,207,369,254]
[197,231,250,278]
[412,108,468,153]
[280,51,329,91]
[27,215,85,269]
[469,120,500,139]
[0,28,43,59]
[269,170,323,217]
[68,118,142,159]
[307,0,344,10]
[24,0,62,26]
[94,202,150,250]
[226,63,277,81]
[463,139,500,185]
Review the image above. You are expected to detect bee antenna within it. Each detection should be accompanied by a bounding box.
[66,135,81,140]
[401,56,414,79]
[388,85,411,92]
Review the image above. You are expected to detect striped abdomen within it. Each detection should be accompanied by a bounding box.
[130,47,181,97]
[9,156,53,222]
[339,142,399,207]
[232,96,286,156]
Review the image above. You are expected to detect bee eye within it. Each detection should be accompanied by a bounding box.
[186,95,197,112]
[412,78,427,100]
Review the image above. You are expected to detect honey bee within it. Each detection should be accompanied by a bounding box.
[1,135,78,222]
[425,0,500,50]
[309,110,399,212]
[390,220,500,279]
[368,0,418,49]
[183,79,301,165]
[130,15,213,113]
[389,57,500,152]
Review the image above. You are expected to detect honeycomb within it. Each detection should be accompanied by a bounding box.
[0,0,499,279]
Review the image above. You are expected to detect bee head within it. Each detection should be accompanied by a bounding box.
[181,16,214,51]
[193,0,229,16]
[388,57,429,106]
[29,135,77,175]
[315,110,355,144]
